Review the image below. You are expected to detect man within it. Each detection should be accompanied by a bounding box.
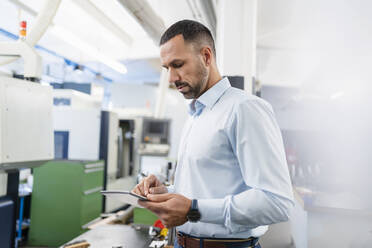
[133,20,294,248]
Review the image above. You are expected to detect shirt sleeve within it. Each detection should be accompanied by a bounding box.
[166,184,175,193]
[197,98,294,232]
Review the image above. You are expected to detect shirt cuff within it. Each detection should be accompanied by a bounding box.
[166,185,175,193]
[198,198,225,224]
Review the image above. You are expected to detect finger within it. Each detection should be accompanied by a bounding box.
[132,187,141,196]
[138,200,160,214]
[143,174,157,195]
[138,183,145,196]
[147,193,173,202]
[132,183,145,196]
[138,200,165,214]
[138,199,147,207]
[149,186,167,194]
[132,178,146,195]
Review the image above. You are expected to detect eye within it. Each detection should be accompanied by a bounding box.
[173,62,184,68]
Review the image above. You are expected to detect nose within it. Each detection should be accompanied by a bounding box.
[168,68,181,84]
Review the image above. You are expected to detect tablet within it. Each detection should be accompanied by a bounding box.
[100,190,148,207]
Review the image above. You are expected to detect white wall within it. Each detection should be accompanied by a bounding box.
[257,0,372,88]
[109,83,157,112]
[216,0,256,92]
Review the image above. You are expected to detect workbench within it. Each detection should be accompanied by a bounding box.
[62,224,153,248]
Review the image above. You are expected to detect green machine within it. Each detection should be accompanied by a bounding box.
[133,207,158,226]
[28,160,104,247]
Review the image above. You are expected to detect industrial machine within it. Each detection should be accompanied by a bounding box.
[226,75,245,90]
[0,43,54,247]
[99,114,171,213]
[138,118,171,156]
[51,81,104,104]
[100,111,138,213]
[136,118,171,183]
[27,88,104,246]
[0,77,54,169]
[52,88,102,160]
[28,160,104,247]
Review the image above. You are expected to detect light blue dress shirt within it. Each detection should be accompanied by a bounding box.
[169,77,294,238]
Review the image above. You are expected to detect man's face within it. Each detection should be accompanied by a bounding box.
[160,35,209,99]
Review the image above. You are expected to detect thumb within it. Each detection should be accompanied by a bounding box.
[147,193,173,202]
[149,186,168,194]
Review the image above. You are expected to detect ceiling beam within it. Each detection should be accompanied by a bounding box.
[72,0,133,46]
[117,0,166,45]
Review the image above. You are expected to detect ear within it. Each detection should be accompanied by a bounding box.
[201,46,212,66]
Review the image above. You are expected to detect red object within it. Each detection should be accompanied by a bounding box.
[153,219,165,229]
[20,21,27,29]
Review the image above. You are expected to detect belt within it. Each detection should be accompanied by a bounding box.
[176,232,259,248]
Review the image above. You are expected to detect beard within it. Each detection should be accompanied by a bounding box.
[175,63,209,99]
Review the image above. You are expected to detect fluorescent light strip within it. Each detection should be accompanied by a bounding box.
[50,25,127,74]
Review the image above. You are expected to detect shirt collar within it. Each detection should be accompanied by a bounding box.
[188,77,231,116]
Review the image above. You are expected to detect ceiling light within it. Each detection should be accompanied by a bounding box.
[50,25,127,74]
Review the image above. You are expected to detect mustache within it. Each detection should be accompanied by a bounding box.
[174,81,190,88]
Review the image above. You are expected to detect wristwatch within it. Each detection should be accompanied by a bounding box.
[187,199,201,222]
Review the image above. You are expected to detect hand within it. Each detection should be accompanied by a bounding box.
[139,193,192,228]
[132,174,167,196]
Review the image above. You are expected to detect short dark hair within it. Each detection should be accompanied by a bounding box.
[160,19,216,56]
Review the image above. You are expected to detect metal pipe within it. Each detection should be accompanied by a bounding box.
[71,0,132,46]
[198,0,217,37]
[0,41,42,78]
[117,0,166,44]
[0,0,62,66]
